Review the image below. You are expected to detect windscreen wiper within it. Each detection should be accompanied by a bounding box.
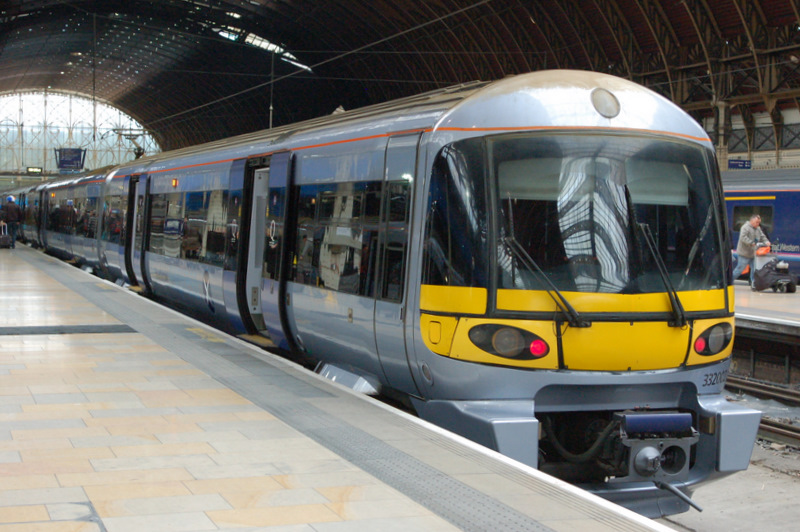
[637,222,687,328]
[678,203,714,290]
[503,236,590,328]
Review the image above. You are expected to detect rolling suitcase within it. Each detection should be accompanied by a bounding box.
[0,224,11,249]
[753,257,797,293]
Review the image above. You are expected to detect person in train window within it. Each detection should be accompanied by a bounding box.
[732,214,770,287]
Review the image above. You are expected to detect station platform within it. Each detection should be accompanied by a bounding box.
[0,245,668,532]
[733,281,800,338]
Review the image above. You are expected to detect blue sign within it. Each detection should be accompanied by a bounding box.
[728,159,752,169]
[55,148,86,170]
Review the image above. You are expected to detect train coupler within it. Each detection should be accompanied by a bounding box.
[612,411,699,483]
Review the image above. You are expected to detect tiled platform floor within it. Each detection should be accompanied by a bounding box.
[0,246,668,532]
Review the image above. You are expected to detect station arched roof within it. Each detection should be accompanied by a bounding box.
[2,0,799,150]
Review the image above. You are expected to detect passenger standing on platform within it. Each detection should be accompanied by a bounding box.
[0,196,21,248]
[732,214,770,287]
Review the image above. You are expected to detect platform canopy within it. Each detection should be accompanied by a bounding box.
[2,1,799,150]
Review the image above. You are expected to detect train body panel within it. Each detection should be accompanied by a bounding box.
[6,70,760,518]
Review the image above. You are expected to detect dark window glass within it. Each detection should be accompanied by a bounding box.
[148,194,169,256]
[422,138,489,288]
[77,197,98,238]
[182,191,206,261]
[732,205,773,236]
[491,134,724,293]
[101,195,125,244]
[292,181,383,296]
[202,190,227,267]
[224,190,242,270]
[263,185,286,280]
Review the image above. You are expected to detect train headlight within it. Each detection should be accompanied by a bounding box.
[492,328,525,357]
[694,323,733,356]
[468,324,550,360]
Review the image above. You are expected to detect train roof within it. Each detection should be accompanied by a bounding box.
[114,79,491,173]
[722,168,800,191]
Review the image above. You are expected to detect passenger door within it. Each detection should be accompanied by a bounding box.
[257,151,294,350]
[128,175,151,291]
[374,134,421,395]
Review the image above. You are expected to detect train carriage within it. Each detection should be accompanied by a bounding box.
[6,70,760,518]
[723,168,800,278]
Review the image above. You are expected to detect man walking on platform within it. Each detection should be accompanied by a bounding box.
[732,213,770,288]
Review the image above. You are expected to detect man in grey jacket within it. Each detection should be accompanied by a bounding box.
[732,214,770,287]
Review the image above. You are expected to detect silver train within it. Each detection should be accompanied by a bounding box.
[9,71,760,517]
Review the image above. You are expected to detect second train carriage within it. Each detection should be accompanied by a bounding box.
[10,71,760,517]
[723,168,800,279]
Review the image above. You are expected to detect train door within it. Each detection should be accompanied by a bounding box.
[250,151,294,350]
[127,175,152,291]
[374,134,420,394]
[40,188,53,249]
[235,156,270,335]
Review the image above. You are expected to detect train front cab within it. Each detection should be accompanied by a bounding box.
[410,128,761,516]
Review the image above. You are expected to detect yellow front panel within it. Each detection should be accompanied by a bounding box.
[561,321,689,370]
[420,314,459,356]
[449,318,560,369]
[420,285,487,314]
[497,288,729,313]
[685,317,735,366]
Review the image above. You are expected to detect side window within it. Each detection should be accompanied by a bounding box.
[148,193,169,256]
[77,197,98,238]
[422,139,489,288]
[381,180,410,301]
[317,185,364,294]
[292,181,381,296]
[732,205,773,237]
[182,191,207,261]
[203,190,227,267]
[101,195,125,244]
[224,190,242,270]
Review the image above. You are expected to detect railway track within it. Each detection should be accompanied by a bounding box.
[726,375,800,446]
[759,417,800,446]
[726,375,800,406]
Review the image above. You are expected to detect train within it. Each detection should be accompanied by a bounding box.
[723,168,800,280]
[4,70,760,517]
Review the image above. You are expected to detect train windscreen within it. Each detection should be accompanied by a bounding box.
[491,133,723,293]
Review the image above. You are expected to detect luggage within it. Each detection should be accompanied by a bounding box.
[753,257,797,293]
[0,224,11,249]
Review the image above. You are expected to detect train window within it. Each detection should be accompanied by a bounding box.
[732,206,773,236]
[386,181,409,222]
[223,191,241,271]
[182,191,207,261]
[77,197,98,238]
[202,190,227,267]
[489,133,724,294]
[147,190,228,266]
[296,189,317,222]
[422,139,490,288]
[364,184,382,222]
[101,195,125,244]
[291,181,384,296]
[148,193,170,256]
[318,192,337,221]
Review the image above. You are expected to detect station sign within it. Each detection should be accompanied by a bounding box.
[54,147,86,170]
[728,159,752,169]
